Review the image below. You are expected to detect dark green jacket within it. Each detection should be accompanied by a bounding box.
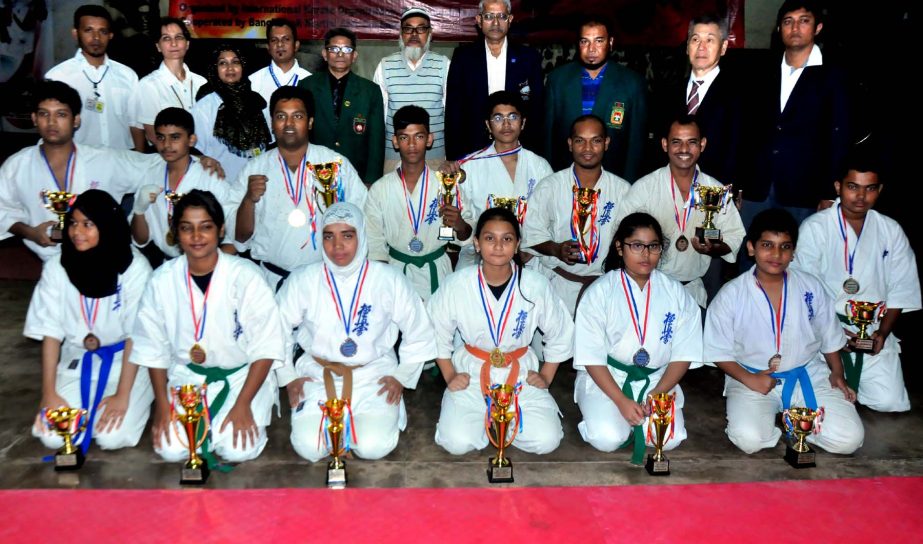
[299,71,384,184]
[543,60,647,182]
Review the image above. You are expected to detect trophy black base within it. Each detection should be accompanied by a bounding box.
[487,458,514,483]
[438,226,456,242]
[180,464,210,485]
[645,455,671,476]
[852,338,875,353]
[785,445,816,469]
[54,449,85,471]
[695,227,721,242]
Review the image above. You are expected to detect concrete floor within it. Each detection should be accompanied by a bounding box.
[1,277,921,490]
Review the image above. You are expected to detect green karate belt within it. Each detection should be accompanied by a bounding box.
[389,245,446,294]
[607,356,658,465]
[186,363,246,472]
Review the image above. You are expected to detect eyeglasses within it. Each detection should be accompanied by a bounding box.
[480,12,511,22]
[325,45,355,55]
[623,242,664,254]
[401,25,431,35]
[489,113,521,124]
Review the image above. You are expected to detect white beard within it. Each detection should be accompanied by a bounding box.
[399,35,431,64]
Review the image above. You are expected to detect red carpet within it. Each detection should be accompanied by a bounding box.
[1,477,917,543]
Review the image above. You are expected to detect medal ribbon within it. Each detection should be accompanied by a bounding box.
[269,64,299,88]
[40,145,76,192]
[399,166,429,238]
[754,271,788,356]
[570,167,600,263]
[476,264,518,349]
[323,261,370,338]
[185,266,212,344]
[836,204,864,276]
[670,169,698,234]
[620,270,651,349]
[79,295,100,333]
[458,143,522,165]
[280,154,318,250]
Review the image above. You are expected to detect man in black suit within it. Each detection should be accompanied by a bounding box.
[444,0,544,160]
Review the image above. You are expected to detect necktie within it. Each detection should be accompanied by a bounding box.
[687,80,703,115]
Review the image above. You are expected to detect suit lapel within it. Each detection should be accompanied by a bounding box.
[591,62,617,123]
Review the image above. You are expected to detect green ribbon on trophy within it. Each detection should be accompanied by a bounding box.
[186,363,246,472]
[607,356,658,465]
[837,314,864,392]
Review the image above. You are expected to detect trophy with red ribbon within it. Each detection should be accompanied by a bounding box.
[309,159,343,210]
[783,406,824,468]
[645,392,675,475]
[572,187,600,264]
[845,300,886,353]
[486,384,521,483]
[171,383,211,484]
[42,190,77,243]
[44,406,88,470]
[320,397,356,489]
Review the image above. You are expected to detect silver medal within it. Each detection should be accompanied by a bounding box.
[288,209,307,227]
[408,237,424,254]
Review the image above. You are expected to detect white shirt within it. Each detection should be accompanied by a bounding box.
[191,92,270,183]
[248,60,311,111]
[780,44,822,112]
[485,38,508,94]
[686,64,721,108]
[136,62,207,126]
[45,49,139,149]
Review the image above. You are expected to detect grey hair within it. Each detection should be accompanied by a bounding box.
[687,14,729,42]
[479,0,512,14]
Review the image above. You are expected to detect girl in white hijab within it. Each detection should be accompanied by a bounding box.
[276,202,437,462]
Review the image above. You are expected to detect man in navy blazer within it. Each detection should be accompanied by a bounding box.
[444,0,544,160]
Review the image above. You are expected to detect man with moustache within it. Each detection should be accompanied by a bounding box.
[373,7,450,172]
[249,18,312,112]
[45,5,144,150]
[543,17,646,182]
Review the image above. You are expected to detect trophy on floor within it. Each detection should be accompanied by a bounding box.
[163,191,185,246]
[44,406,88,470]
[322,398,350,489]
[783,406,824,468]
[693,184,733,242]
[309,159,343,210]
[171,384,211,485]
[572,187,600,264]
[645,392,676,476]
[436,170,463,241]
[486,384,520,483]
[42,190,77,243]
[845,300,886,353]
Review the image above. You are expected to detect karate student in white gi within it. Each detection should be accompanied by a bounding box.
[28,190,153,453]
[574,212,702,463]
[133,190,285,465]
[278,202,436,462]
[618,115,744,307]
[136,18,207,145]
[705,208,864,455]
[365,105,452,300]
[430,207,574,455]
[441,90,552,270]
[248,18,311,116]
[131,108,233,260]
[522,114,630,315]
[230,86,367,291]
[793,153,920,412]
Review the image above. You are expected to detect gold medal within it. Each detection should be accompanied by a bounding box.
[189,343,207,364]
[489,347,505,367]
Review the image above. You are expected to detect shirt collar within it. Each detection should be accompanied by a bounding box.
[484,37,508,58]
[271,59,300,75]
[76,48,110,68]
[689,64,720,86]
[782,44,823,71]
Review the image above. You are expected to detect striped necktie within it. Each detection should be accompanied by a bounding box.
[687,80,704,115]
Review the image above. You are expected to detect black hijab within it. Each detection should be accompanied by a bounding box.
[60,190,133,298]
[206,43,271,158]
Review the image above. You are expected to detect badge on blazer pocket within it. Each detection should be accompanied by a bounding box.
[608,101,626,129]
[353,115,367,135]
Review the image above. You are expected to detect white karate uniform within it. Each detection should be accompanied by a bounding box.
[191,92,269,183]
[248,61,311,118]
[0,143,160,261]
[226,146,368,286]
[456,145,553,269]
[618,166,745,307]
[133,158,233,258]
[365,168,451,301]
[136,62,207,127]
[428,265,575,455]
[132,253,285,463]
[574,269,702,452]
[277,260,436,462]
[793,202,921,411]
[45,50,140,149]
[521,165,630,315]
[704,267,865,454]
[26,250,153,450]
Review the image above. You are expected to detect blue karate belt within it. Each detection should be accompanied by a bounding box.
[742,363,817,411]
[75,340,126,454]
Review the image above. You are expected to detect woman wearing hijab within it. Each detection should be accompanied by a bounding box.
[27,190,154,453]
[191,43,272,182]
[131,189,285,465]
[277,202,437,462]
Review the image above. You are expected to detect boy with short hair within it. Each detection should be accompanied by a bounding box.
[792,153,920,412]
[705,208,864,455]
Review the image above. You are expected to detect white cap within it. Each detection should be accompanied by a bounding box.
[401,6,431,23]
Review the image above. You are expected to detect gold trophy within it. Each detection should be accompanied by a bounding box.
[845,300,886,353]
[42,190,76,243]
[572,187,600,264]
[486,385,519,483]
[44,407,88,470]
[436,170,463,241]
[309,159,343,210]
[171,384,211,485]
[490,196,518,214]
[693,184,733,242]
[783,406,824,468]
[323,398,349,489]
[164,191,185,246]
[645,392,675,476]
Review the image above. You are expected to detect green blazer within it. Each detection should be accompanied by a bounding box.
[299,71,384,184]
[543,60,647,182]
